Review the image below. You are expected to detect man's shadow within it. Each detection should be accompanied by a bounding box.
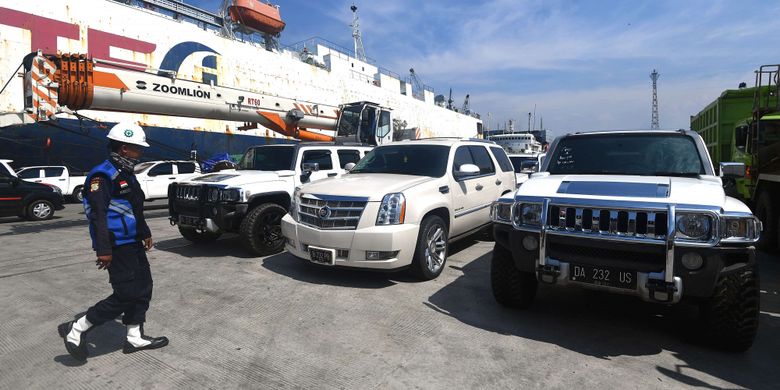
[53,313,128,366]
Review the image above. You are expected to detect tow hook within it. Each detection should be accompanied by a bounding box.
[537,264,561,284]
[646,279,677,303]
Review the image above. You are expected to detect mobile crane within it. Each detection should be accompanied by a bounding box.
[22,51,394,145]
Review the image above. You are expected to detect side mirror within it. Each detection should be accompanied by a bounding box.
[302,162,320,173]
[719,162,746,178]
[344,162,356,171]
[454,163,480,179]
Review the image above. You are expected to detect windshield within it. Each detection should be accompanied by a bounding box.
[509,156,537,173]
[336,105,362,138]
[134,162,155,173]
[547,134,705,176]
[350,145,450,177]
[238,146,295,171]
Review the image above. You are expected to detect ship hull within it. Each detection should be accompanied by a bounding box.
[0,119,287,171]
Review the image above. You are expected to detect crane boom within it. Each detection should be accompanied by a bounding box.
[22,52,392,144]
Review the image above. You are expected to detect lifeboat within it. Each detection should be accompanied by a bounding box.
[228,0,286,35]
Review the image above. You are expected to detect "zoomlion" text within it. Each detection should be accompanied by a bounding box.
[152,83,210,99]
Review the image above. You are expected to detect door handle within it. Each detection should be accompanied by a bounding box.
[58,178,66,181]
[439,185,449,194]
[327,173,337,177]
[168,177,176,179]
[476,184,483,191]
[495,179,502,185]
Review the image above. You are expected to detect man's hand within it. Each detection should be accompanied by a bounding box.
[96,255,112,270]
[143,237,154,251]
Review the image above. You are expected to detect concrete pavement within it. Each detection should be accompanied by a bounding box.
[0,202,778,389]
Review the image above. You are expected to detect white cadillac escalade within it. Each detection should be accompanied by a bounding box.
[490,130,762,352]
[281,138,517,280]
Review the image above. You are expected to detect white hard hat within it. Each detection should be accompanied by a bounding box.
[107,122,149,147]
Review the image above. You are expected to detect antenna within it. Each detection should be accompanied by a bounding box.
[350,3,367,61]
[650,69,660,130]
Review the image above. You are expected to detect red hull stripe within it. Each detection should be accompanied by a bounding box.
[0,197,22,201]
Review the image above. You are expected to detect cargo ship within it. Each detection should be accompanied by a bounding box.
[0,0,481,171]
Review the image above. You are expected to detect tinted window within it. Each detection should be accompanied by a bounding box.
[509,156,537,173]
[43,167,64,177]
[337,150,361,168]
[350,145,450,177]
[452,146,474,173]
[490,147,514,172]
[134,162,155,173]
[18,169,39,179]
[547,134,705,176]
[0,163,12,177]
[301,150,333,170]
[148,163,173,176]
[177,162,197,174]
[238,146,295,171]
[469,146,495,175]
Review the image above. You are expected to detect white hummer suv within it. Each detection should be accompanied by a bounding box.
[169,143,371,255]
[281,138,517,280]
[491,130,762,351]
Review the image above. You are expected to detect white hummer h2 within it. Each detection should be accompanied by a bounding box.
[281,138,517,280]
[490,130,762,351]
[168,143,371,255]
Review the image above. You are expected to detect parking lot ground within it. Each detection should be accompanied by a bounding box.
[0,203,778,389]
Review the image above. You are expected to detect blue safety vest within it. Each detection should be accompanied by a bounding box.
[83,160,138,248]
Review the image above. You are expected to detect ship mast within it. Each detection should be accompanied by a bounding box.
[350,3,367,61]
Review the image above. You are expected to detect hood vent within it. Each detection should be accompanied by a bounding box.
[557,181,670,198]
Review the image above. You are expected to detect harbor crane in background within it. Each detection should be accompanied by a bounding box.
[22,51,395,145]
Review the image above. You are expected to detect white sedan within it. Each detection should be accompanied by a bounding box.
[134,160,201,200]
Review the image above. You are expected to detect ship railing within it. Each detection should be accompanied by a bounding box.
[116,0,224,29]
[282,37,378,65]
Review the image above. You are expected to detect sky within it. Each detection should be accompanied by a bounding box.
[188,0,779,138]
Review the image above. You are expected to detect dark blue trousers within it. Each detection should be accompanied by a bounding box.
[86,242,153,326]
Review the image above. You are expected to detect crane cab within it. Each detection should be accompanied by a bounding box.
[335,102,392,146]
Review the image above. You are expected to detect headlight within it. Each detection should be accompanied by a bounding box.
[513,203,543,226]
[376,193,405,225]
[207,187,220,202]
[490,202,512,223]
[290,187,301,222]
[720,216,762,242]
[219,189,240,202]
[675,213,712,240]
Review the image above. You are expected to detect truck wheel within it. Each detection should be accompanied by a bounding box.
[698,267,759,352]
[27,199,54,221]
[410,215,448,280]
[755,191,777,250]
[490,243,537,309]
[71,186,84,203]
[178,226,221,243]
[240,203,287,256]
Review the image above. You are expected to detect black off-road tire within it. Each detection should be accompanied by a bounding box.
[755,191,777,250]
[71,186,84,203]
[240,203,287,256]
[410,215,449,280]
[490,243,537,309]
[699,267,760,352]
[178,226,221,243]
[26,199,55,221]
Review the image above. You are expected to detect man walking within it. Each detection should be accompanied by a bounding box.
[59,122,168,362]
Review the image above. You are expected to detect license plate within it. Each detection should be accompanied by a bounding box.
[569,263,636,290]
[309,246,335,265]
[179,215,201,226]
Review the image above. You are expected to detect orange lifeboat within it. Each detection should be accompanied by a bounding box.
[228,0,286,35]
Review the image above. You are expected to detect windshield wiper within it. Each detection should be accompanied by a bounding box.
[651,171,700,177]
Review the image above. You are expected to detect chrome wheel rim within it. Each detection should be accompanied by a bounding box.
[424,225,447,273]
[33,202,51,219]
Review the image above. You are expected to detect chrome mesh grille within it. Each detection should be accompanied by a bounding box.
[547,205,668,239]
[299,196,367,230]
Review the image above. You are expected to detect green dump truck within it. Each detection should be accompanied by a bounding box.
[691,65,780,250]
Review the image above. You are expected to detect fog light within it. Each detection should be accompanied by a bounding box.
[522,235,539,251]
[681,252,704,270]
[366,250,399,260]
